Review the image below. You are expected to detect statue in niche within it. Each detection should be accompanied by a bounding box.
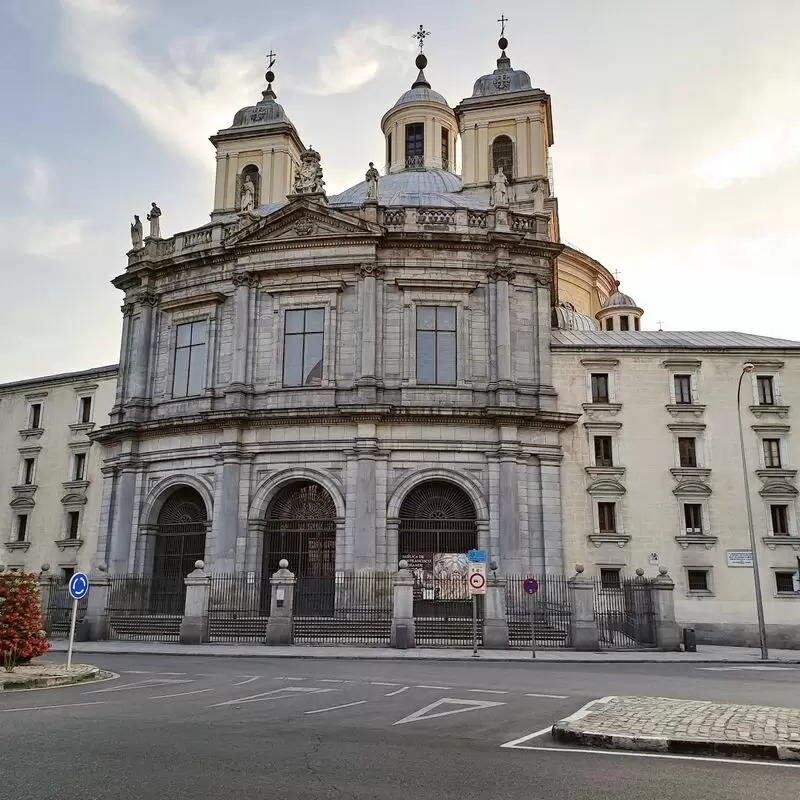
[293,146,325,194]
[147,202,162,238]
[491,167,509,207]
[531,179,548,213]
[240,174,256,213]
[365,162,380,202]
[130,215,143,249]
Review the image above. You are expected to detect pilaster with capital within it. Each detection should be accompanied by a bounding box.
[228,271,257,398]
[357,263,383,395]
[488,249,514,397]
[211,443,249,573]
[127,290,159,410]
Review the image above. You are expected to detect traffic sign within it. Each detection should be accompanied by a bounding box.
[68,571,89,600]
[523,577,539,595]
[468,563,486,594]
[467,549,488,563]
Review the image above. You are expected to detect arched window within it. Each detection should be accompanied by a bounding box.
[492,135,514,179]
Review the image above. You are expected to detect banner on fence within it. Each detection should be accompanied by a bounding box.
[401,552,469,601]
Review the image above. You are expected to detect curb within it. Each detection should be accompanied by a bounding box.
[551,697,800,762]
[0,666,100,691]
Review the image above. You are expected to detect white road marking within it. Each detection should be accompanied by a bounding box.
[210,687,333,708]
[0,701,106,714]
[232,677,261,686]
[696,666,797,672]
[149,688,214,700]
[155,672,187,676]
[84,679,194,695]
[371,682,401,687]
[274,676,306,681]
[500,727,554,748]
[468,689,508,695]
[385,686,409,697]
[304,700,368,716]
[319,679,354,683]
[122,670,152,674]
[394,698,505,726]
[525,693,570,700]
[414,684,453,690]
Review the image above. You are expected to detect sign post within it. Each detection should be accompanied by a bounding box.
[523,577,539,660]
[467,551,487,658]
[66,571,89,670]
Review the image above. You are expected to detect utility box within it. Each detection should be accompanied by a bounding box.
[682,627,696,653]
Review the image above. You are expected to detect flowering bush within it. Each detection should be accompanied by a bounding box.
[0,571,50,672]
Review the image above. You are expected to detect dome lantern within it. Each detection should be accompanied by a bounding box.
[595,281,644,331]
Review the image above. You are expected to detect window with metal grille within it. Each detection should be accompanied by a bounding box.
[29,402,42,429]
[15,514,28,543]
[172,320,207,398]
[684,503,703,534]
[600,568,621,590]
[22,458,35,485]
[687,569,710,592]
[674,374,693,404]
[757,375,775,405]
[771,504,790,536]
[598,502,616,533]
[67,511,80,540]
[775,571,796,593]
[594,436,614,467]
[591,373,609,403]
[79,396,92,423]
[492,135,514,178]
[441,128,449,170]
[405,123,424,164]
[620,316,630,331]
[678,437,698,468]
[604,319,614,331]
[73,452,86,481]
[416,306,456,385]
[283,308,324,387]
[763,438,782,468]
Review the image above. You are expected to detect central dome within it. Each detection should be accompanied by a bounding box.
[391,85,450,111]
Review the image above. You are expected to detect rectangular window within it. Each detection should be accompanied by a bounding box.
[775,572,796,594]
[29,402,42,429]
[604,319,613,331]
[405,123,424,164]
[79,396,92,424]
[684,503,703,534]
[386,132,392,168]
[674,374,693,404]
[620,316,630,331]
[441,128,449,169]
[282,308,325,388]
[73,452,87,482]
[594,436,614,467]
[416,306,457,385]
[757,375,775,406]
[600,568,621,590]
[62,567,75,581]
[763,439,782,469]
[678,437,698,468]
[22,458,35,485]
[16,514,28,543]
[590,373,609,404]
[687,569,710,592]
[67,511,80,540]
[598,502,617,533]
[771,504,790,536]
[172,320,207,398]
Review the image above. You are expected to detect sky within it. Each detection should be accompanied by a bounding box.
[1,0,799,382]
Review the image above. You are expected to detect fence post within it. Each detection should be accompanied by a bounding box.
[37,564,54,636]
[265,559,295,646]
[391,560,415,649]
[652,565,681,651]
[569,565,599,651]
[482,574,509,649]
[179,560,211,645]
[85,564,111,641]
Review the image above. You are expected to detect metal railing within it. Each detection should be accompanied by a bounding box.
[208,573,270,643]
[413,574,482,647]
[44,578,88,639]
[506,575,572,648]
[594,577,656,648]
[105,575,182,641]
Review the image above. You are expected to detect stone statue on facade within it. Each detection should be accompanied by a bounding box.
[293,146,325,195]
[240,175,256,213]
[130,215,143,249]
[365,162,379,202]
[147,202,162,238]
[531,178,548,213]
[491,168,509,207]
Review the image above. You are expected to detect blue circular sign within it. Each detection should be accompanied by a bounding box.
[523,577,539,595]
[68,571,89,600]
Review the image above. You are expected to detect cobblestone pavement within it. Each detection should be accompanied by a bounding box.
[553,695,800,759]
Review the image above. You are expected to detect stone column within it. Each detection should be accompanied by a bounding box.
[128,291,157,407]
[652,566,681,651]
[356,264,380,401]
[489,256,515,395]
[539,454,564,573]
[85,565,111,641]
[568,565,599,651]
[483,574,509,649]
[109,463,137,574]
[179,561,211,645]
[497,431,522,575]
[37,565,54,636]
[390,561,415,648]
[211,447,242,574]
[534,279,556,411]
[227,272,255,402]
[265,560,296,645]
[353,430,378,571]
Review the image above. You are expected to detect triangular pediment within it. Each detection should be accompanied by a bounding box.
[227,198,382,247]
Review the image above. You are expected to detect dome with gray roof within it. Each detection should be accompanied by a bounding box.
[231,94,288,128]
[391,85,450,111]
[552,303,598,332]
[471,37,533,97]
[602,282,639,309]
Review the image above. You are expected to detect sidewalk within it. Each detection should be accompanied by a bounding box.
[47,640,800,663]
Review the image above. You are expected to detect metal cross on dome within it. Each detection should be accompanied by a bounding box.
[497,14,509,36]
[266,49,276,70]
[413,25,430,52]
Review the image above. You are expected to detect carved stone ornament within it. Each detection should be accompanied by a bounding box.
[359,263,384,279]
[293,146,326,195]
[121,302,135,317]
[294,218,315,236]
[493,71,511,91]
[231,271,257,288]
[488,265,516,283]
[138,290,159,307]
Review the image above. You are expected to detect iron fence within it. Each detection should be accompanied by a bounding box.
[594,577,656,648]
[105,575,182,641]
[294,572,394,645]
[208,573,270,643]
[506,575,572,649]
[413,574,482,647]
[44,578,88,639]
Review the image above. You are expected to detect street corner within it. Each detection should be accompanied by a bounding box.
[0,662,102,691]
[550,695,800,761]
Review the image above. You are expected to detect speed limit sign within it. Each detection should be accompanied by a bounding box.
[468,563,486,594]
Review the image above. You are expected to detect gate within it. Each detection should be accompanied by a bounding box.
[106,575,182,641]
[413,574,482,647]
[207,573,270,643]
[44,578,88,639]
[594,576,656,648]
[505,575,572,648]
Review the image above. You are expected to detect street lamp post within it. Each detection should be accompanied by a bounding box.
[736,363,769,660]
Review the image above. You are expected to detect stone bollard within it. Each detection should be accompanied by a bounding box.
[390,560,415,649]
[265,559,296,646]
[179,560,211,645]
[38,563,53,636]
[652,565,681,651]
[482,567,509,649]
[569,565,599,651]
[85,563,111,641]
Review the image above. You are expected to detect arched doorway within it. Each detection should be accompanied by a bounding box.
[151,487,208,613]
[262,481,336,615]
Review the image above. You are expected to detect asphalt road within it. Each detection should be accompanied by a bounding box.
[2,655,799,800]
